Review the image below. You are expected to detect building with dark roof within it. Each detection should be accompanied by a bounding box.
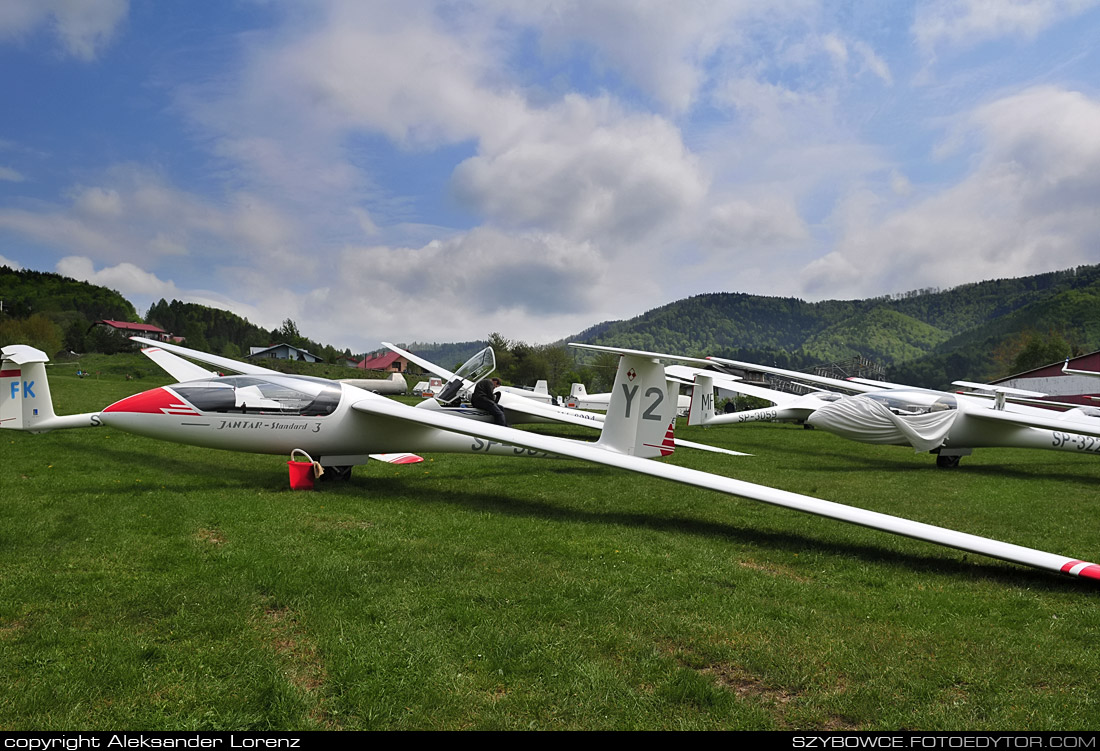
[990,351,1100,406]
[248,343,323,363]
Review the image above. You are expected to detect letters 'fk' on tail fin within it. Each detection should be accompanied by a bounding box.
[594,352,677,458]
[1,345,100,433]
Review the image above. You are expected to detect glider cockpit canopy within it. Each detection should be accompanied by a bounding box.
[436,346,496,405]
[171,374,342,416]
[864,391,958,416]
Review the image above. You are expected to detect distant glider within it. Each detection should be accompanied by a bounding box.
[381,342,744,457]
[679,352,1100,468]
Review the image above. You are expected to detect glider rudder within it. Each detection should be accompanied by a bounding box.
[595,353,676,458]
[1,345,101,433]
[688,373,715,426]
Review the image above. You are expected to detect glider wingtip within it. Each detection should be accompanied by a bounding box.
[1060,560,1100,581]
[1077,565,1100,582]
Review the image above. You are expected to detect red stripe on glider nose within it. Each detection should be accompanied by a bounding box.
[103,388,181,414]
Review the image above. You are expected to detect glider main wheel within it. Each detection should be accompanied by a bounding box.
[935,454,961,469]
[320,465,353,482]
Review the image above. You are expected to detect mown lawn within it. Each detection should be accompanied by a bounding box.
[2,368,1098,730]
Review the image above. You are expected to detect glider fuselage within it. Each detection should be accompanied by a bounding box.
[98,378,544,461]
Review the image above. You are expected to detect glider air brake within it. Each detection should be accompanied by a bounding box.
[2,340,1098,583]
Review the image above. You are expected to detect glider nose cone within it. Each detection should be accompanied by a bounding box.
[805,398,858,435]
[102,387,182,416]
[100,387,201,437]
[806,396,898,444]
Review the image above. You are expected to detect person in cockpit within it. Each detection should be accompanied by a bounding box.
[472,377,508,427]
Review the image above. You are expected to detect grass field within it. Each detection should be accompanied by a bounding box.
[2,364,1098,730]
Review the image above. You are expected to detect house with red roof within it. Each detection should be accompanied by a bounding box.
[91,320,173,342]
[357,351,409,373]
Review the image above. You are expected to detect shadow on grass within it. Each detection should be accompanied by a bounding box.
[50,442,276,489]
[46,439,1097,592]
[798,449,1100,486]
[340,475,1096,594]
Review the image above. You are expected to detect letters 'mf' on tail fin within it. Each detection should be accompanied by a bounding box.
[688,373,716,426]
[1,345,99,433]
[596,353,677,458]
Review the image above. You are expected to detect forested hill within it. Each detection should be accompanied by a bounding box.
[0,267,351,362]
[4,263,1097,388]
[1,266,138,322]
[575,265,1100,388]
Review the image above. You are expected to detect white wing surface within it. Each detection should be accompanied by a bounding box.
[350,391,1098,581]
[706,356,883,394]
[383,341,463,384]
[130,337,281,376]
[139,346,218,382]
[960,401,1100,439]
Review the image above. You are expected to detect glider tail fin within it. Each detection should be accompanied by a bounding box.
[1,345,99,433]
[688,374,715,426]
[596,353,676,458]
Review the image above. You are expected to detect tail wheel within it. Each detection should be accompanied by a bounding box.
[935,454,961,469]
[320,465,353,482]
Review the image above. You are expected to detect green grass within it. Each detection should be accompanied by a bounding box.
[2,368,1099,730]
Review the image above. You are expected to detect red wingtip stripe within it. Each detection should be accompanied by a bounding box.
[1060,560,1100,580]
[1076,565,1100,581]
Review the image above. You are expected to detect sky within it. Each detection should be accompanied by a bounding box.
[2,0,1099,354]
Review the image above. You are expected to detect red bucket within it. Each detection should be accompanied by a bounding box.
[287,448,319,490]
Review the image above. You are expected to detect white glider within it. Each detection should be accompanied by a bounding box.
[702,354,1100,467]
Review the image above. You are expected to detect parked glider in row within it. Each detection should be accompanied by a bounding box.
[380,343,743,456]
[667,351,1100,467]
[1,339,1097,582]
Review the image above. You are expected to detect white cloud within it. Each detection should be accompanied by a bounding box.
[801,86,1100,298]
[0,166,307,274]
[704,197,810,249]
[494,0,779,114]
[0,254,22,270]
[0,166,24,182]
[452,95,708,245]
[56,256,178,300]
[913,0,1100,53]
[247,227,615,346]
[0,0,128,60]
[72,186,123,218]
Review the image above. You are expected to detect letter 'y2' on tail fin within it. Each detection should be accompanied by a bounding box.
[597,353,677,458]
